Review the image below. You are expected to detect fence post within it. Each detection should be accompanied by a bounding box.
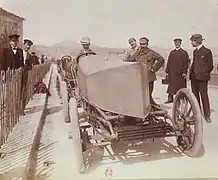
[0,61,52,149]
[61,81,70,123]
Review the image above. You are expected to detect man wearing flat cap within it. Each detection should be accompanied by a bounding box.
[78,37,96,55]
[165,38,190,103]
[20,38,34,115]
[23,39,33,70]
[0,34,24,71]
[76,37,96,63]
[127,37,165,106]
[189,34,214,123]
[123,38,139,61]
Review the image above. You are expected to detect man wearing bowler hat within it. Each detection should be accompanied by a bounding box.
[189,34,214,123]
[165,38,190,103]
[127,37,165,106]
[21,39,34,115]
[0,34,24,71]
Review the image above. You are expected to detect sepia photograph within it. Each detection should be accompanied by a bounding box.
[0,0,218,179]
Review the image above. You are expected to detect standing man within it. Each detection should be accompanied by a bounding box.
[165,38,190,103]
[189,34,214,123]
[41,55,45,64]
[123,37,139,61]
[127,37,165,106]
[21,39,34,115]
[23,39,33,70]
[31,52,40,66]
[0,34,24,115]
[0,34,24,71]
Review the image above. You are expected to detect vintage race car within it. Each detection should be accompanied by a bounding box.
[60,52,203,173]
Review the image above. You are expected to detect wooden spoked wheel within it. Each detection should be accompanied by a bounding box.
[172,88,203,157]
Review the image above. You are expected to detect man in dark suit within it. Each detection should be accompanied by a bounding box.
[190,34,214,123]
[21,39,34,115]
[0,34,24,71]
[165,38,190,103]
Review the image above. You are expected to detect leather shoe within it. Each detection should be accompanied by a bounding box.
[205,117,211,123]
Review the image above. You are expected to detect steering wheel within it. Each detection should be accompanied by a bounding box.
[76,51,97,64]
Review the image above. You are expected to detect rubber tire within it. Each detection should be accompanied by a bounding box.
[61,81,70,123]
[69,98,86,173]
[172,88,203,157]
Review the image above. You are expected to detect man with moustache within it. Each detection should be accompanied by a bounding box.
[0,34,24,115]
[123,37,139,61]
[189,34,214,123]
[76,37,96,64]
[0,34,24,71]
[127,37,165,106]
[20,39,34,115]
[165,38,190,103]
[78,37,96,55]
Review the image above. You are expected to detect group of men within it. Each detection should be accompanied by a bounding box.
[0,33,45,115]
[124,34,213,123]
[66,34,214,124]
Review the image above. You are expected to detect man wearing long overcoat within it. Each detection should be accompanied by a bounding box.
[165,38,190,103]
[127,37,165,106]
[189,34,213,123]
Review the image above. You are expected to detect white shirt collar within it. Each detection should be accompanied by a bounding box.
[11,46,17,54]
[175,47,181,51]
[196,44,203,50]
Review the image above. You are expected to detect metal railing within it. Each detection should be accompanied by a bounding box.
[0,62,51,147]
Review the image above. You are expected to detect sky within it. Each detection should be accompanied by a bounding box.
[1,0,218,48]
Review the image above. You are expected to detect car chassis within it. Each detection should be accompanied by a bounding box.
[60,53,203,173]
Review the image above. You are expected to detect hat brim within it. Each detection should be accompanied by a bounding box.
[81,41,90,44]
[190,38,205,41]
[24,39,33,45]
[174,38,182,42]
[8,34,20,39]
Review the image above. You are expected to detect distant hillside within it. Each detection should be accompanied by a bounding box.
[31,40,218,61]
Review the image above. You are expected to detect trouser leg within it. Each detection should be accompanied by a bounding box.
[198,80,211,119]
[190,76,201,108]
[149,81,159,106]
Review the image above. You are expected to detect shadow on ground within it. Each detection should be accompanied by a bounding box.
[81,138,194,174]
[46,105,62,116]
[25,105,45,115]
